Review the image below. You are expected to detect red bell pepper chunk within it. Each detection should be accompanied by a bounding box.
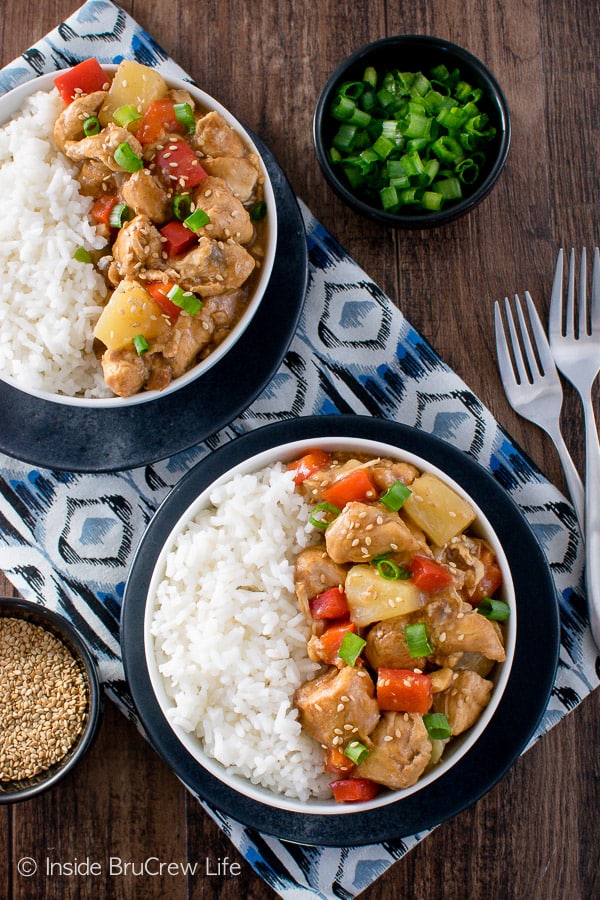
[90,194,119,227]
[408,556,453,592]
[154,138,208,189]
[159,221,197,257]
[147,282,181,324]
[287,449,332,485]
[321,467,378,508]
[329,778,379,803]
[324,747,355,778]
[315,620,356,666]
[136,99,185,145]
[308,586,349,620]
[376,668,433,714]
[54,58,108,104]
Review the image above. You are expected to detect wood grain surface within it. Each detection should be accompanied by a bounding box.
[1,1,599,898]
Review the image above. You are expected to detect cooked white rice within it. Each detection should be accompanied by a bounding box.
[151,462,333,801]
[0,88,111,398]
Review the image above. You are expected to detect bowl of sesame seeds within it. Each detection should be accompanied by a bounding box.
[0,597,103,803]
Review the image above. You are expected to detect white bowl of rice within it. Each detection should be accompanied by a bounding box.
[136,423,518,826]
[0,66,277,408]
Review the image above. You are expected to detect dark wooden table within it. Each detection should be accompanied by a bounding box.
[1,1,599,898]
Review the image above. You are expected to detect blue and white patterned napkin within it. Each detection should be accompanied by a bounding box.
[0,3,598,898]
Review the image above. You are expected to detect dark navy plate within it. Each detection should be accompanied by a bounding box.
[121,415,560,846]
[0,140,307,473]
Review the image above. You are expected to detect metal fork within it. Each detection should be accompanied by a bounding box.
[494,291,584,530]
[549,248,600,651]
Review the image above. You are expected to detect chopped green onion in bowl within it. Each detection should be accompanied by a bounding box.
[314,35,510,228]
[325,63,497,216]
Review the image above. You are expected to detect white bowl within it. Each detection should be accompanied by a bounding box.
[143,433,516,817]
[0,66,277,408]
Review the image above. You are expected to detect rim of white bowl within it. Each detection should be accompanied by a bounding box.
[0,66,277,408]
[143,435,517,816]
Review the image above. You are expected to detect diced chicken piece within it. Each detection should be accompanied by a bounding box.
[368,459,420,492]
[111,214,165,278]
[193,176,254,243]
[173,236,255,297]
[433,670,493,735]
[145,356,173,392]
[294,665,380,750]
[364,615,427,671]
[193,110,245,158]
[168,88,196,108]
[429,667,455,693]
[63,123,143,172]
[437,535,504,606]
[356,712,432,790]
[201,290,245,343]
[294,545,348,623]
[201,156,259,202]
[101,347,149,397]
[325,501,429,565]
[53,90,106,152]
[153,309,216,377]
[76,158,116,196]
[419,594,506,664]
[121,169,171,223]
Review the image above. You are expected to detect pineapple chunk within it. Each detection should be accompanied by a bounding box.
[93,279,168,351]
[402,472,476,546]
[99,61,168,127]
[344,564,425,626]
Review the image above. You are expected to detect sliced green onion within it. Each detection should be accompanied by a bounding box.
[370,553,410,581]
[423,712,452,741]
[434,177,463,201]
[174,101,195,133]
[477,597,511,621]
[344,740,370,765]
[166,284,203,316]
[308,501,341,530]
[113,104,141,128]
[114,141,143,172]
[108,202,132,228]
[73,246,91,263]
[183,207,211,232]
[83,115,100,136]
[250,200,267,221]
[380,480,412,511]
[456,157,480,185]
[405,622,434,657]
[338,631,366,667]
[172,193,192,221]
[132,334,149,355]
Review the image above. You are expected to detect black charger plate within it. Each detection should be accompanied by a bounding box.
[0,138,307,473]
[121,415,560,846]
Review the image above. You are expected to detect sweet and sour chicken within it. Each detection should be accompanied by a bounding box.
[52,58,268,397]
[288,449,509,803]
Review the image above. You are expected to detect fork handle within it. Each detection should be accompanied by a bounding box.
[582,392,600,653]
[548,425,585,532]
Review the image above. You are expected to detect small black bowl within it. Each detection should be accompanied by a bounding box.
[313,35,511,228]
[0,597,103,803]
